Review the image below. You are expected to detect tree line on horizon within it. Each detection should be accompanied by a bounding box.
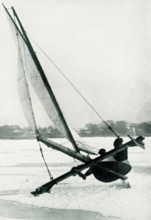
[78,120,151,137]
[0,120,151,139]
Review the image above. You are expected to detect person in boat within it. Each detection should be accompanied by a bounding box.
[113,137,131,187]
[98,137,128,161]
[113,137,128,161]
[83,137,127,178]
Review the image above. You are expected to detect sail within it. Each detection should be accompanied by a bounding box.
[18,33,68,137]
[4,5,96,155]
[21,41,96,153]
[17,37,38,133]
[2,5,38,134]
[4,6,72,138]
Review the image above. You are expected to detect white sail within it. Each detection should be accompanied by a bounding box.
[23,45,96,153]
[4,6,96,155]
[18,34,68,137]
[17,37,38,133]
[5,9,70,139]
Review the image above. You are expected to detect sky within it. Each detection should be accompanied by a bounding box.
[0,0,151,128]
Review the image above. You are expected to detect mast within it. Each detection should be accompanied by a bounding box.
[3,4,79,152]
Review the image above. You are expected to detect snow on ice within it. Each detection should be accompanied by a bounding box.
[0,137,151,220]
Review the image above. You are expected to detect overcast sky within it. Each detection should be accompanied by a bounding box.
[0,0,151,128]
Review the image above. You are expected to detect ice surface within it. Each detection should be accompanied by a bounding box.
[0,137,150,220]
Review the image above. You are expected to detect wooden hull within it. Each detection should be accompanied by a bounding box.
[92,161,132,182]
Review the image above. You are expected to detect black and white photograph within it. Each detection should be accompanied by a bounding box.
[0,0,150,219]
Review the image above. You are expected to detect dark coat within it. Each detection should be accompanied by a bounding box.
[113,137,128,161]
[114,148,128,161]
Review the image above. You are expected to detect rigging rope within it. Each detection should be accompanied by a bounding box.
[29,35,119,138]
[38,141,53,180]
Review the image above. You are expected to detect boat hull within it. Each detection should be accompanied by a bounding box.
[92,161,132,182]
